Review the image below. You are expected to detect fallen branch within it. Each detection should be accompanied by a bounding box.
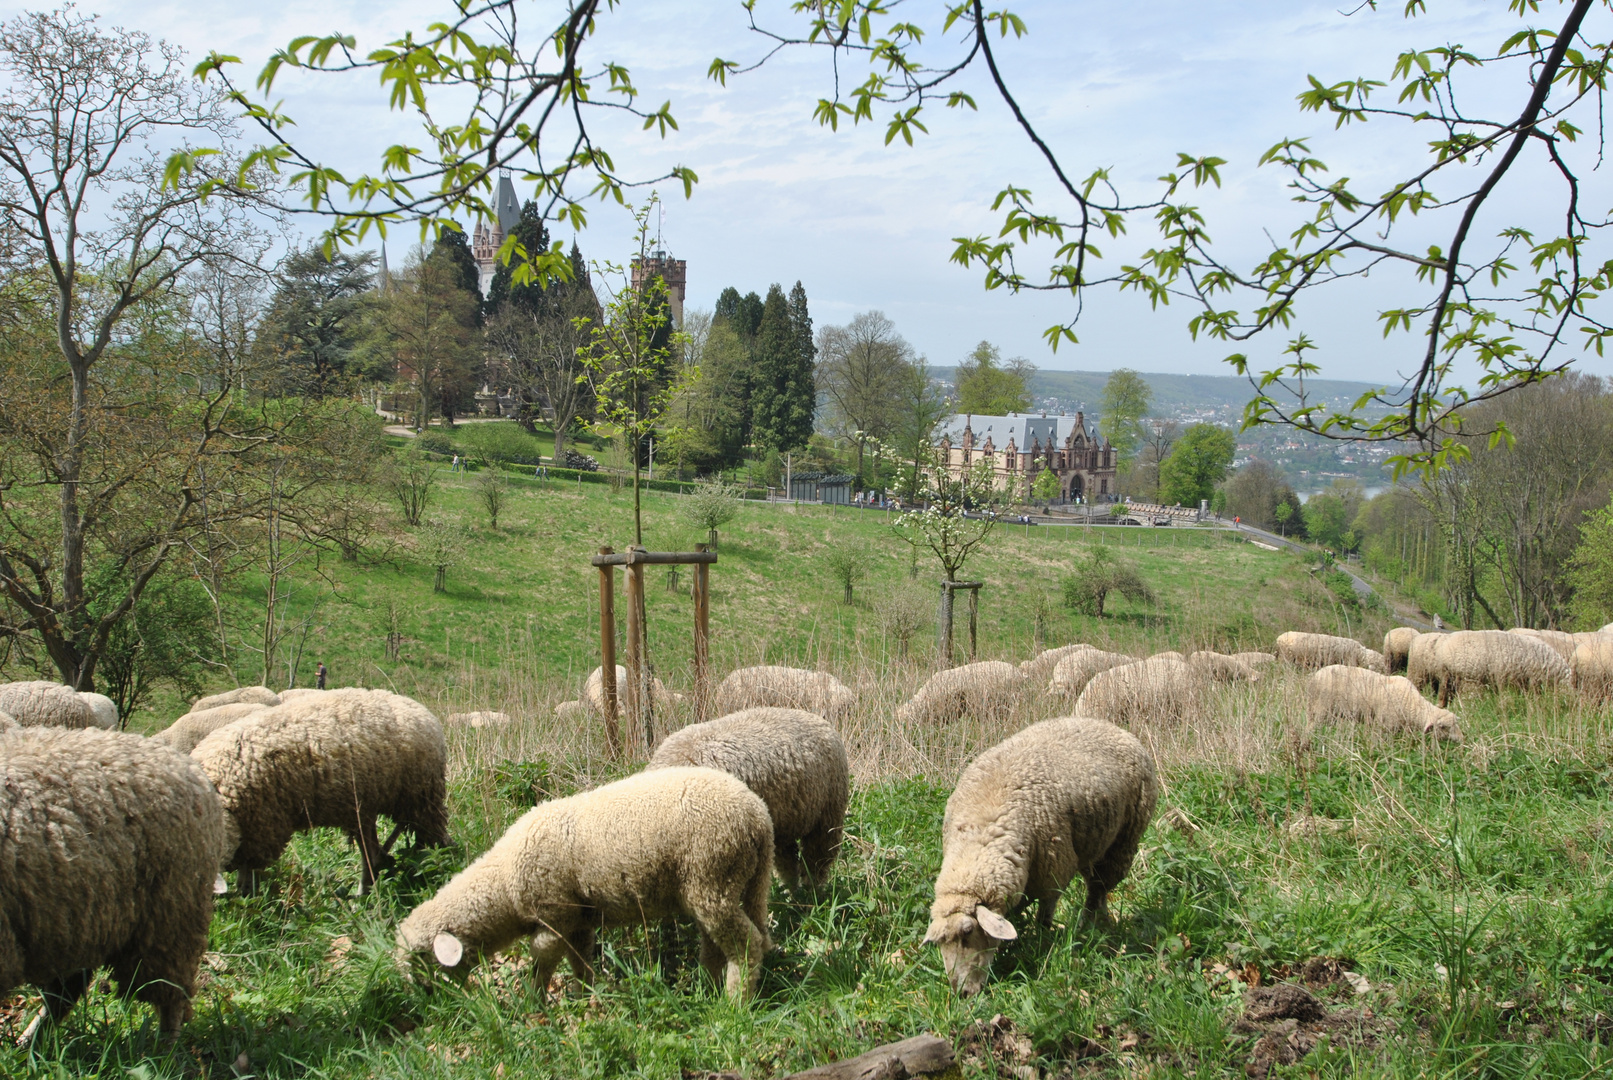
[781,1033,955,1080]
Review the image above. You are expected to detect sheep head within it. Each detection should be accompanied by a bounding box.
[1423,709,1464,743]
[923,904,1017,996]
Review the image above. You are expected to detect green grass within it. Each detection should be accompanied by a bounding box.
[12,460,1611,1077]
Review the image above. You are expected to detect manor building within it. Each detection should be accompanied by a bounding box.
[934,412,1119,501]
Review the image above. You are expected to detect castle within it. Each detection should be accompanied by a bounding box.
[933,412,1119,501]
[471,174,524,296]
[630,249,687,327]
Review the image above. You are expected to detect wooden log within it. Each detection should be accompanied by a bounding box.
[781,1034,954,1080]
[590,550,719,566]
[597,547,620,758]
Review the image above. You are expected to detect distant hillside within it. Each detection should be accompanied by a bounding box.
[930,367,1383,415]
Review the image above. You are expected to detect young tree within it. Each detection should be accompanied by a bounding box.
[893,459,1003,583]
[258,245,377,396]
[892,361,953,503]
[1568,495,1613,630]
[1098,369,1152,465]
[667,315,750,472]
[1061,546,1154,618]
[476,466,508,529]
[751,283,815,453]
[419,519,462,593]
[1158,424,1237,507]
[817,311,915,484]
[677,479,743,549]
[823,541,870,605]
[955,341,1033,415]
[1032,468,1061,505]
[386,446,439,526]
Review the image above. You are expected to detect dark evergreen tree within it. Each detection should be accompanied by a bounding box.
[751,284,815,453]
[714,286,764,344]
[714,286,743,326]
[427,224,484,318]
[258,245,376,395]
[787,280,816,432]
[483,200,553,319]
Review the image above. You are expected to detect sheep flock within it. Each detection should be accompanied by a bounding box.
[0,611,1606,1037]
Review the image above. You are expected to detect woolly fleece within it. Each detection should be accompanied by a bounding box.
[711,666,856,721]
[0,681,94,729]
[1306,664,1462,741]
[1275,632,1388,673]
[895,661,1025,725]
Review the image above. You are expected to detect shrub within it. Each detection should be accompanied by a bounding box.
[823,541,870,604]
[563,449,600,471]
[418,519,464,592]
[678,479,743,548]
[879,590,931,659]
[1061,545,1154,617]
[460,422,543,466]
[476,466,508,528]
[416,431,457,456]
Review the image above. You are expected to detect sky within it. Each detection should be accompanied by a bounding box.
[22,0,1613,388]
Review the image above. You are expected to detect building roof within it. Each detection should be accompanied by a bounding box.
[935,412,1105,450]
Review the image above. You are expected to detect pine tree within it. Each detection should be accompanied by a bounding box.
[484,200,552,319]
[427,225,483,318]
[751,283,815,453]
[786,281,817,445]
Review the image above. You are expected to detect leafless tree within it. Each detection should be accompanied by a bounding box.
[486,283,598,459]
[817,311,915,482]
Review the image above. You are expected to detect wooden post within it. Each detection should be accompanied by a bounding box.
[597,546,620,759]
[967,586,979,661]
[693,543,710,721]
[937,582,954,668]
[624,547,647,750]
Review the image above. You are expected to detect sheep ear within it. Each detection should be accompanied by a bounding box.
[214,874,229,895]
[974,906,1018,941]
[433,932,464,967]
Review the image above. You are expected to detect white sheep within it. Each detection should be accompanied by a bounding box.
[1187,650,1263,683]
[0,709,15,732]
[1073,656,1203,727]
[0,727,227,1036]
[1230,651,1277,670]
[1018,644,1095,683]
[1275,631,1389,673]
[925,716,1157,996]
[1306,664,1462,742]
[191,688,450,894]
[1508,627,1578,662]
[0,681,94,729]
[1383,627,1421,674]
[1409,629,1571,706]
[278,687,333,703]
[584,664,681,714]
[711,666,856,721]
[895,661,1026,724]
[445,710,512,728]
[78,691,119,730]
[1572,636,1613,699]
[1047,649,1138,699]
[396,767,773,1001]
[650,707,848,890]
[150,702,271,754]
[191,685,281,712]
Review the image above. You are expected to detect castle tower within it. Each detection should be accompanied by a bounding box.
[472,173,524,296]
[630,249,687,327]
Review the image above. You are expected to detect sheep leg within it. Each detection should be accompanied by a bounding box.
[772,838,804,893]
[800,824,842,892]
[530,930,571,1000]
[26,968,92,1037]
[694,904,767,1002]
[564,927,596,988]
[379,821,407,857]
[353,812,387,895]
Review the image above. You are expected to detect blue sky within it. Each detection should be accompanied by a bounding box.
[31,0,1613,388]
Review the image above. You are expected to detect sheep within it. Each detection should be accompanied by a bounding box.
[1231,651,1277,670]
[191,685,281,712]
[895,661,1026,725]
[1073,656,1204,727]
[1047,649,1138,699]
[0,709,15,733]
[0,681,94,729]
[78,691,119,730]
[190,688,450,894]
[650,707,848,890]
[585,665,681,714]
[1274,631,1388,673]
[1383,627,1421,674]
[1187,650,1263,683]
[0,727,227,1037]
[1305,665,1462,742]
[1409,629,1571,705]
[150,702,271,754]
[396,767,772,1002]
[278,687,333,703]
[1019,644,1096,683]
[711,666,856,721]
[1601,622,1613,635]
[925,716,1157,996]
[1508,627,1578,662]
[1572,636,1613,699]
[445,710,512,728]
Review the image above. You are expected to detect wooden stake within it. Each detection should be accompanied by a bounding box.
[967,587,979,662]
[693,542,710,721]
[597,547,620,759]
[624,548,646,749]
[937,582,954,668]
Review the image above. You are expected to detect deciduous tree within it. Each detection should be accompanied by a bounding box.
[1158,424,1236,507]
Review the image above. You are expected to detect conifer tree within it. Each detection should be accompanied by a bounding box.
[484,200,552,319]
[427,225,484,318]
[751,283,815,453]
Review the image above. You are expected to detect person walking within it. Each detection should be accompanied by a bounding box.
[316,662,327,690]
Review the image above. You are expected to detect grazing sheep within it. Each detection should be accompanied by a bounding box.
[0,709,16,732]
[1306,665,1462,742]
[584,665,680,714]
[1601,622,1613,635]
[1411,629,1571,706]
[1188,650,1262,683]
[925,716,1157,996]
[1572,636,1613,699]
[0,681,94,729]
[445,710,512,728]
[712,666,856,721]
[650,707,848,889]
[1047,649,1139,699]
[278,688,334,703]
[150,702,271,754]
[1150,650,1187,663]
[1508,627,1578,662]
[554,700,588,723]
[1383,628,1421,674]
[1275,631,1389,673]
[0,727,227,1036]
[1231,651,1277,670]
[191,688,450,893]
[1074,656,1203,727]
[191,685,281,712]
[895,661,1026,725]
[1019,644,1096,683]
[78,692,119,730]
[396,767,772,1002]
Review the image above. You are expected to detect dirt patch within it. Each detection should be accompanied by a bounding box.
[1232,980,1388,1078]
[959,1014,1109,1079]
